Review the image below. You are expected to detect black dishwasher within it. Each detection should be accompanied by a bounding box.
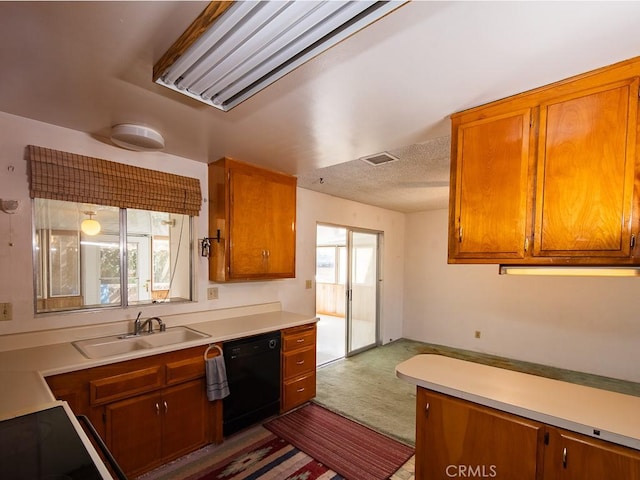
[223,331,281,436]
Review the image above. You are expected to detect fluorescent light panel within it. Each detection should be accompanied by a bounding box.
[155,1,407,111]
[499,266,640,277]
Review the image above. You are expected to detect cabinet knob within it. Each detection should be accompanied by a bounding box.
[562,447,567,468]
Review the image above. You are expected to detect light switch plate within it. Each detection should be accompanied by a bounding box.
[0,303,12,321]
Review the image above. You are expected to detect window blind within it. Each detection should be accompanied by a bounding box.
[27,145,202,216]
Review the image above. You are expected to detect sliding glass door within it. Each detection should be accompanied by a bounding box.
[315,224,380,364]
[347,229,379,355]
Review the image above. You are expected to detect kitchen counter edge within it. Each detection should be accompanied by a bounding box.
[396,354,640,451]
[0,310,317,417]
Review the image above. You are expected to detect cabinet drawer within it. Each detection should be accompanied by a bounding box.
[282,372,316,411]
[166,356,205,385]
[283,347,315,379]
[282,326,316,352]
[90,366,163,405]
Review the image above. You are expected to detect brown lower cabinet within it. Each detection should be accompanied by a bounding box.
[281,324,317,412]
[543,426,640,480]
[105,380,208,476]
[46,345,222,478]
[416,388,640,480]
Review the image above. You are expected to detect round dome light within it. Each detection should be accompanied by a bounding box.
[81,218,101,236]
[81,211,101,236]
[111,124,165,152]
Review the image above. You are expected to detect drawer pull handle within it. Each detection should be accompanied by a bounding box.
[562,447,567,468]
[297,387,305,393]
[296,338,305,343]
[296,360,305,365]
[425,402,430,416]
[155,403,160,415]
[164,401,168,414]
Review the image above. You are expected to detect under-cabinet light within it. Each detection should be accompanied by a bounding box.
[499,266,640,277]
[154,1,407,111]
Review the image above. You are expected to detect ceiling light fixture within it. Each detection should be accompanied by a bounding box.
[499,266,640,277]
[153,1,408,112]
[111,124,165,152]
[81,211,101,236]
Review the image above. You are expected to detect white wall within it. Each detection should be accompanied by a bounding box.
[403,209,640,383]
[0,112,405,344]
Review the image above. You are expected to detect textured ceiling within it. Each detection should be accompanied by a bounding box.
[297,135,451,212]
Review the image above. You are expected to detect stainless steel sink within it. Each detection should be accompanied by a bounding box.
[72,326,210,359]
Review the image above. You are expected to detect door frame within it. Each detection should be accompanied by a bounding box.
[315,223,381,360]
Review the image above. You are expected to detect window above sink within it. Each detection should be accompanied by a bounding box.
[27,145,202,315]
[34,199,194,314]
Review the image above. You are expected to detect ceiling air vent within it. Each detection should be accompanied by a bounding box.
[361,152,399,166]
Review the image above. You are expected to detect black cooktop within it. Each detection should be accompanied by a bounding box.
[0,405,104,479]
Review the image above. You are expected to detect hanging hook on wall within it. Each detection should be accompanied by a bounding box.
[200,230,222,257]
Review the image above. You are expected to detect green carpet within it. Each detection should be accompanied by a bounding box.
[314,338,640,448]
[315,339,427,446]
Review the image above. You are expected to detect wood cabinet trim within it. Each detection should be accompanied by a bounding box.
[165,356,206,385]
[90,366,163,406]
[282,327,317,352]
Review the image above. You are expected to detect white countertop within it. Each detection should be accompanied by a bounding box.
[396,354,640,450]
[0,309,317,417]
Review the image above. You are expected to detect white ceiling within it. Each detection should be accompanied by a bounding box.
[2,1,640,212]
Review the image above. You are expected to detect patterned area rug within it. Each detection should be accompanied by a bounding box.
[264,403,415,480]
[188,434,343,480]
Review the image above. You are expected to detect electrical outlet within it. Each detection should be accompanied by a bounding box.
[474,330,481,339]
[207,287,218,300]
[305,280,312,289]
[0,303,12,321]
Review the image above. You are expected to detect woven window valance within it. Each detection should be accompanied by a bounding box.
[27,145,202,216]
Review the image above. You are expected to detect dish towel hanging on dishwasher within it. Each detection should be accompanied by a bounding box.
[206,355,230,401]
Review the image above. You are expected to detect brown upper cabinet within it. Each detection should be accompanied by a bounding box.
[449,57,640,265]
[208,158,297,281]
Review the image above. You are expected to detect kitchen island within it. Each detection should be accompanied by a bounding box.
[397,354,640,479]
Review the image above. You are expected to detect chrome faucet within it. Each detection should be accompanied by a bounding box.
[132,312,165,335]
[133,311,143,335]
[144,316,166,333]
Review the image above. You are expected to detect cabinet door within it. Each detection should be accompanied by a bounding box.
[544,427,640,479]
[228,166,296,279]
[534,78,639,258]
[415,388,542,480]
[450,109,533,261]
[264,175,296,276]
[105,391,163,477]
[162,379,208,461]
